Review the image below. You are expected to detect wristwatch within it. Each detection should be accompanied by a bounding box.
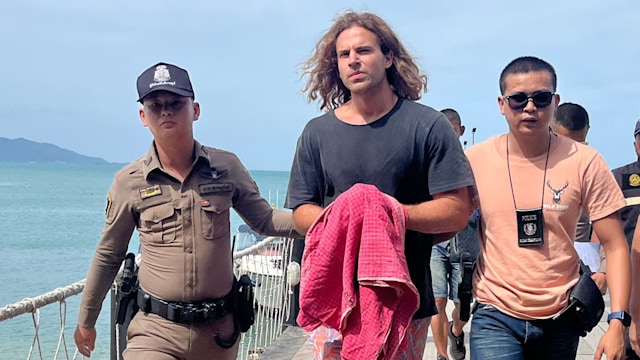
[607,311,632,326]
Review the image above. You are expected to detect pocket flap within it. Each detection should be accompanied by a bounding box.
[200,197,232,214]
[140,202,175,223]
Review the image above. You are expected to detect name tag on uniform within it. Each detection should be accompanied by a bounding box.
[200,183,233,195]
[517,208,544,247]
[139,185,162,199]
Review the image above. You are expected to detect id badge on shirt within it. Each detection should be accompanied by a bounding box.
[517,208,544,247]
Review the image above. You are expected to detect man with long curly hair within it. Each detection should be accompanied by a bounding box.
[286,10,475,359]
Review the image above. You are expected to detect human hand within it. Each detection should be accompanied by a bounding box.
[594,322,624,360]
[591,272,607,295]
[74,325,96,357]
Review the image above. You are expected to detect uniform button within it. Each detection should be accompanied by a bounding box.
[187,281,193,287]
[186,247,192,253]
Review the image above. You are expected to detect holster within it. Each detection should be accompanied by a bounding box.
[116,252,139,325]
[235,274,255,333]
[116,294,138,325]
[213,274,255,348]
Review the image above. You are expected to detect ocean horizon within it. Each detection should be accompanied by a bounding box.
[0,162,290,359]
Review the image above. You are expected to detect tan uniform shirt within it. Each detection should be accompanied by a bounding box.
[78,141,296,328]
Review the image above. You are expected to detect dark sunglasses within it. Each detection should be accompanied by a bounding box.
[503,91,555,110]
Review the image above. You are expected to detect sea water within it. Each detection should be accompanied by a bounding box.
[0,162,290,359]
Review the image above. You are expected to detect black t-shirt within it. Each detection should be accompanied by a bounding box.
[286,98,475,318]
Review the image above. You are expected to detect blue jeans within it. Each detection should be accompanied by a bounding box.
[470,303,581,360]
[430,243,461,301]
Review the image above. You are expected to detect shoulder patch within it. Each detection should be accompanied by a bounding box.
[622,173,640,190]
[139,185,162,199]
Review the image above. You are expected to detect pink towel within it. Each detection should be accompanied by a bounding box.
[297,183,419,360]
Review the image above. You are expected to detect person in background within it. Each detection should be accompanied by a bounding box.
[429,108,469,360]
[550,102,607,293]
[74,62,298,359]
[286,10,475,359]
[466,55,631,359]
[631,217,640,357]
[611,119,640,360]
[612,119,640,250]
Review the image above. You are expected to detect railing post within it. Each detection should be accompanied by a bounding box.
[283,238,304,327]
[110,284,133,360]
[110,285,117,360]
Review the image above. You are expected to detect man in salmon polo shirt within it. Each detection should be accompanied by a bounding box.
[465,56,631,360]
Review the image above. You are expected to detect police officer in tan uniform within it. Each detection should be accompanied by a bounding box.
[74,62,298,359]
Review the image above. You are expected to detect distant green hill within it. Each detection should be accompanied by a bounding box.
[0,137,110,164]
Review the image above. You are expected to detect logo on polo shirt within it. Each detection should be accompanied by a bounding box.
[546,180,569,204]
[150,65,176,89]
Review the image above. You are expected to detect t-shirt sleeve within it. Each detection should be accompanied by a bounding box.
[582,152,626,221]
[286,124,324,209]
[425,114,475,195]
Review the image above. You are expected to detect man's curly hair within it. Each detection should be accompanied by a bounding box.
[299,10,427,111]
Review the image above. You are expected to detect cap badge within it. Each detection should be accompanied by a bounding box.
[150,65,175,89]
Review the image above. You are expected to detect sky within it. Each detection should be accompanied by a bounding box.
[1,1,639,171]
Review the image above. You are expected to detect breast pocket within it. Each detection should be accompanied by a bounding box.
[200,195,232,240]
[139,202,177,244]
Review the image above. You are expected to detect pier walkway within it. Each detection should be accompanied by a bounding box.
[262,293,614,360]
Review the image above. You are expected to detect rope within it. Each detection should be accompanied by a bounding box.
[27,299,43,360]
[54,300,70,360]
[0,280,85,322]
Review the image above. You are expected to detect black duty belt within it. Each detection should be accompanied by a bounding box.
[137,288,235,325]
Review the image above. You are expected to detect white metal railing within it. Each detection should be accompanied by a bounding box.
[0,236,299,360]
[235,236,298,359]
